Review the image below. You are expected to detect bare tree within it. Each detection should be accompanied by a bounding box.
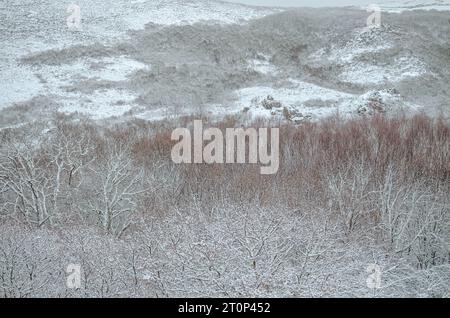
[86,146,148,237]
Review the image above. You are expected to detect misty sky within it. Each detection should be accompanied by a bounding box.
[224,0,386,7]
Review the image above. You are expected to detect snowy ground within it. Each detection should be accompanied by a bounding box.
[229,79,422,122]
[226,0,450,11]
[0,0,276,115]
[1,0,449,125]
[374,0,450,12]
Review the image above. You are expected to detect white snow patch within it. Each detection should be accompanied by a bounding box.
[340,89,422,115]
[327,43,392,64]
[230,79,355,121]
[247,57,278,75]
[309,26,430,86]
[126,0,278,28]
[0,55,148,111]
[235,80,354,108]
[22,56,149,120]
[311,26,393,65]
[340,56,428,85]
[230,79,421,122]
[58,89,137,120]
[40,56,149,85]
[82,57,149,82]
[0,64,43,109]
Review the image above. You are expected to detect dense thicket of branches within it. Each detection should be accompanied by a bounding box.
[0,114,449,297]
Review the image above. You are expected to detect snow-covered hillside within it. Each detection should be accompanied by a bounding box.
[226,0,450,11]
[0,0,449,125]
[0,0,277,111]
[371,0,450,12]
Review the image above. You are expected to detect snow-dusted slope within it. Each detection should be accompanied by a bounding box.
[0,0,278,110]
[0,1,448,123]
[0,0,277,56]
[376,0,450,12]
[310,25,431,87]
[226,0,450,11]
[225,80,422,123]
